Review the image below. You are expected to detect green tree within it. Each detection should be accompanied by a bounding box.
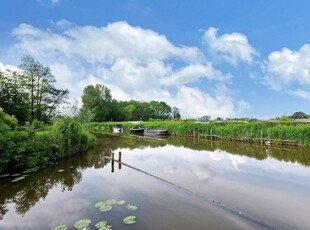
[0,70,30,123]
[291,111,307,119]
[80,84,112,122]
[172,107,181,120]
[149,101,172,119]
[19,55,68,123]
[280,115,290,122]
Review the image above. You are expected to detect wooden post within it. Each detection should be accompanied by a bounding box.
[210,129,213,140]
[118,151,122,170]
[111,152,114,173]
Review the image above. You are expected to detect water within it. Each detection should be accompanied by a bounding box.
[0,134,309,229]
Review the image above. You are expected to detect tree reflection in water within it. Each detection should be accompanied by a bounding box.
[0,134,309,221]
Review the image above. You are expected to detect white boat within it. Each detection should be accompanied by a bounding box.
[144,129,168,136]
[113,124,124,133]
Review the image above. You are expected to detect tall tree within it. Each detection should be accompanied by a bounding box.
[0,70,30,123]
[291,111,307,119]
[172,107,181,120]
[19,55,68,122]
[81,84,112,122]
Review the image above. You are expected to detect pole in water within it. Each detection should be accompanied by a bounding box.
[118,151,122,170]
[111,152,114,173]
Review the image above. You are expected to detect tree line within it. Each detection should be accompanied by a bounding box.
[79,84,181,122]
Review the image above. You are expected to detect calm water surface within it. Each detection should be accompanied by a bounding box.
[0,134,310,229]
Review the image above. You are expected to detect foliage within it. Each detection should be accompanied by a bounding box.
[80,84,112,122]
[89,120,310,145]
[0,56,68,124]
[0,70,30,123]
[79,84,180,122]
[280,115,290,122]
[291,111,308,119]
[19,55,69,123]
[0,109,95,174]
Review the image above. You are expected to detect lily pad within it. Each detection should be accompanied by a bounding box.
[58,169,65,173]
[69,166,75,169]
[11,176,25,182]
[23,167,39,174]
[126,204,138,210]
[117,200,126,205]
[95,201,112,212]
[74,219,91,230]
[123,216,136,225]
[53,224,68,230]
[11,173,21,177]
[95,221,112,230]
[0,174,10,178]
[105,199,117,205]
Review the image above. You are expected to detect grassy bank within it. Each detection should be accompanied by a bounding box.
[0,110,95,174]
[89,120,310,146]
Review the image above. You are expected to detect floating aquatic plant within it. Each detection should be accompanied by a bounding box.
[11,176,25,182]
[69,166,75,169]
[74,219,91,230]
[95,221,112,230]
[105,199,117,205]
[123,216,136,225]
[58,169,65,173]
[95,201,113,212]
[11,173,21,177]
[0,174,10,178]
[52,224,68,230]
[23,167,39,174]
[116,200,126,205]
[126,204,138,211]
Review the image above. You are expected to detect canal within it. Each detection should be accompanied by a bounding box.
[0,134,309,229]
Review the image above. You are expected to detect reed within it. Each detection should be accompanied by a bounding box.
[89,120,310,145]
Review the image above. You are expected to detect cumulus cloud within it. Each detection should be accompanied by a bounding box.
[264,45,310,92]
[203,27,257,66]
[9,21,248,118]
[0,61,20,73]
[287,88,310,100]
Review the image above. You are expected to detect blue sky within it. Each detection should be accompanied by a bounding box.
[1,0,310,119]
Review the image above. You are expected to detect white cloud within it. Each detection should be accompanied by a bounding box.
[36,0,61,6]
[9,21,249,118]
[264,45,310,91]
[203,27,257,66]
[287,88,310,100]
[0,61,20,73]
[51,19,76,30]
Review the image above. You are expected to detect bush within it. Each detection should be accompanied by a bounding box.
[0,113,95,174]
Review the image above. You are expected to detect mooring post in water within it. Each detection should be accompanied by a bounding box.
[118,151,122,170]
[210,128,213,140]
[111,152,115,173]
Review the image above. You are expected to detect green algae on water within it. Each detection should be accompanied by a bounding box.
[74,219,91,230]
[52,224,68,230]
[123,216,136,225]
[126,204,138,210]
[95,221,112,230]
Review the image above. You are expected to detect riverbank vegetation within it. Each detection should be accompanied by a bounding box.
[89,120,310,146]
[0,56,94,174]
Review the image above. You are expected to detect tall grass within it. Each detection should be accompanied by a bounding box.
[89,120,310,145]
